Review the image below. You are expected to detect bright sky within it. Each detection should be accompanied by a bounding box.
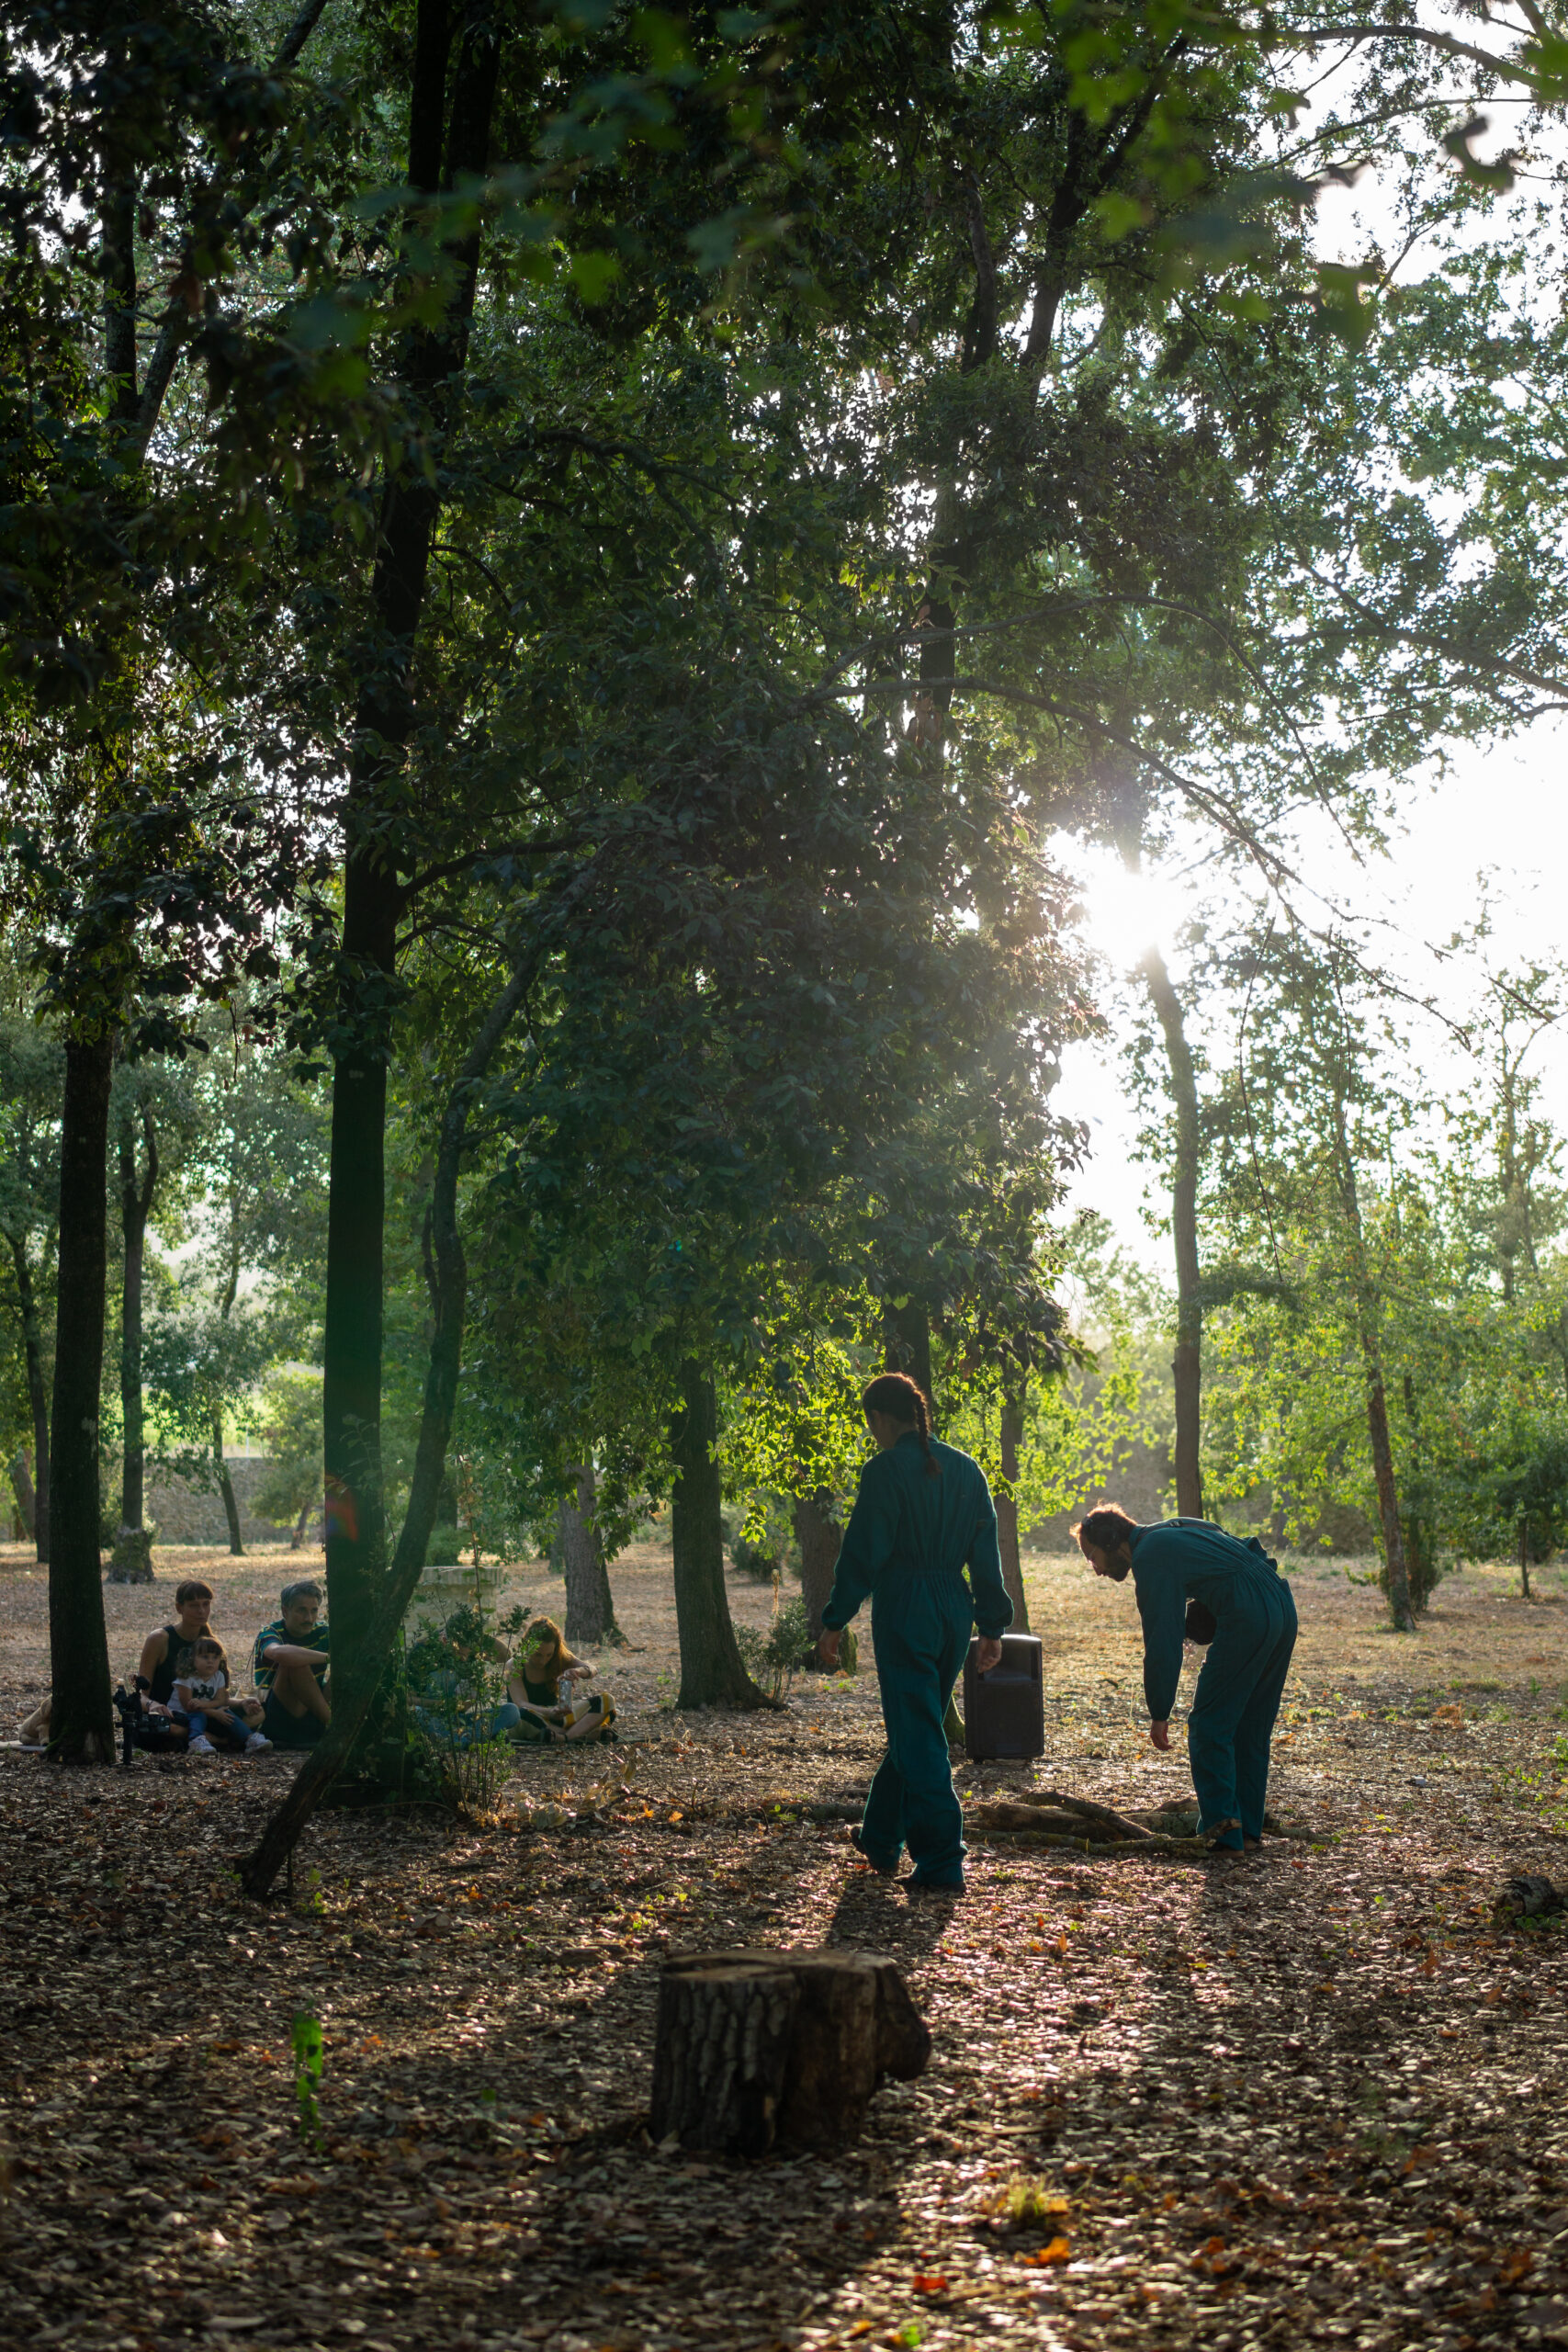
[1056,76,1568,1272]
[1056,729,1568,1270]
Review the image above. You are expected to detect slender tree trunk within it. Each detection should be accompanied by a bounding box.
[1362,1367,1416,1628]
[997,1388,1030,1633]
[558,1464,623,1646]
[884,1301,934,1410]
[671,1359,771,1711]
[321,0,502,1730]
[1141,943,1203,1520]
[1520,1517,1532,1600]
[108,1106,157,1583]
[793,1490,842,1640]
[243,951,533,1895]
[213,1407,244,1555]
[1335,1125,1415,1632]
[291,1499,311,1549]
[48,1032,116,1763]
[44,106,143,1736]
[321,980,391,1711]
[10,1450,36,1538]
[7,1235,51,1563]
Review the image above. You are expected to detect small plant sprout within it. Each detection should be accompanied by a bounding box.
[1003,2174,1067,2229]
[292,2012,324,2149]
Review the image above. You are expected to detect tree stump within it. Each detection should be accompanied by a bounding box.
[651,1948,931,2159]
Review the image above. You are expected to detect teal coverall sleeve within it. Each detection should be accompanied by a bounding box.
[820,1459,899,1630]
[964,1479,1013,1640]
[1135,1568,1188,1721]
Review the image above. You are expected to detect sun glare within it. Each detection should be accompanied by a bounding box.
[1071,846,1191,969]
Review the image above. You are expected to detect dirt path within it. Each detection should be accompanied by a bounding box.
[3,1540,1568,2352]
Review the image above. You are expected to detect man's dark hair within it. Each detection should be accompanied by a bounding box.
[1071,1504,1139,1577]
[281,1578,323,1611]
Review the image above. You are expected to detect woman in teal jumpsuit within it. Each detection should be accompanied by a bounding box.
[816,1374,1013,1892]
[1074,1505,1296,1852]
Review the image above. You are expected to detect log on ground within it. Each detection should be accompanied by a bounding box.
[650,1947,931,2159]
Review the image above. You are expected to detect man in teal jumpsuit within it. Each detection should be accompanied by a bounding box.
[1076,1508,1296,1852]
[817,1375,1012,1892]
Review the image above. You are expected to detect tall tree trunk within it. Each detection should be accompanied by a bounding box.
[108,1104,157,1583]
[207,1211,247,1558]
[1362,1367,1415,1629]
[291,1499,311,1549]
[884,1301,934,1411]
[10,1450,36,1538]
[1141,943,1203,1520]
[1519,1516,1532,1600]
[1334,1116,1415,1632]
[213,1406,244,1556]
[671,1359,771,1711]
[243,951,533,1895]
[558,1464,622,1646]
[7,1234,51,1563]
[997,1388,1030,1633]
[321,0,501,1729]
[48,1032,116,1762]
[793,1490,842,1640]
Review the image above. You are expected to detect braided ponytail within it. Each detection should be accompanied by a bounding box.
[862,1372,942,1478]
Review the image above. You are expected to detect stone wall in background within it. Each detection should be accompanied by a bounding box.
[144,1458,316,1550]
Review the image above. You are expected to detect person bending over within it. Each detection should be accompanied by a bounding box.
[815,1373,1010,1894]
[172,1636,270,1756]
[1074,1505,1297,1855]
[253,1580,331,1750]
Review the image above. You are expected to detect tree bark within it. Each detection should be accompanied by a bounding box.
[1141,942,1203,1520]
[10,1450,36,1538]
[793,1489,842,1640]
[558,1463,623,1646]
[997,1388,1030,1633]
[883,1300,934,1408]
[213,1406,244,1556]
[107,1104,157,1583]
[1520,1515,1532,1600]
[291,1499,311,1549]
[321,0,502,1727]
[671,1358,772,1711]
[1334,1118,1415,1632]
[7,1234,51,1563]
[243,951,533,1896]
[651,1950,931,2159]
[47,1031,116,1762]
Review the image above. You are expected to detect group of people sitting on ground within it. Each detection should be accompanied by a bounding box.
[17,1576,615,1758]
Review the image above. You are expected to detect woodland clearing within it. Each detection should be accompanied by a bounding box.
[2,1538,1567,2352]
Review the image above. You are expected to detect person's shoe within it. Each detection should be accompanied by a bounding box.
[188,1735,216,1755]
[245,1732,272,1753]
[908,1876,964,1898]
[850,1828,897,1877]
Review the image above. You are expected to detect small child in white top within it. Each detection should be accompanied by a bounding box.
[172,1637,270,1756]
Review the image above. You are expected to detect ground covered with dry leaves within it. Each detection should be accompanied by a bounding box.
[5,1539,1568,2352]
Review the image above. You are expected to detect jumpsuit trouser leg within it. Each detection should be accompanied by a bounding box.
[860,1573,975,1887]
[1187,1577,1296,1851]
